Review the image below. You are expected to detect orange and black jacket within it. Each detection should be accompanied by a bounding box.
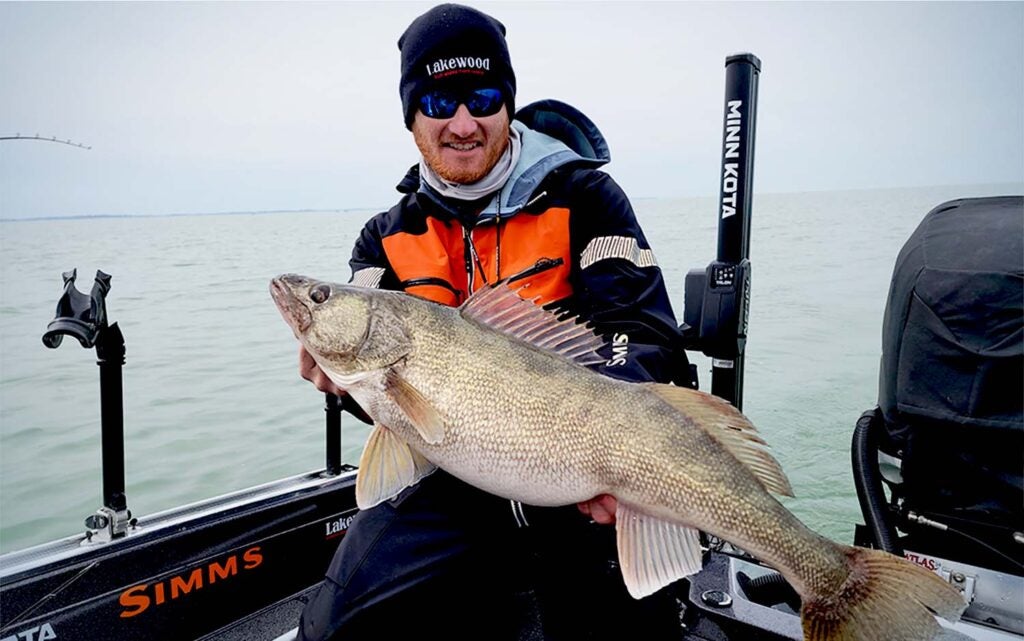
[348,100,694,387]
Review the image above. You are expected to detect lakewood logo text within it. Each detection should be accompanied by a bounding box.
[425,56,490,78]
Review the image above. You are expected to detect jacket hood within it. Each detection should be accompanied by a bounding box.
[514,99,610,167]
[491,99,610,215]
[400,100,611,219]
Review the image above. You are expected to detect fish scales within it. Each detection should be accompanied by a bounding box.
[388,301,616,505]
[442,298,865,599]
[271,275,967,641]
[392,301,767,519]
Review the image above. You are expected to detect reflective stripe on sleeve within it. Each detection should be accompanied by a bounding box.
[579,236,658,270]
[351,267,386,289]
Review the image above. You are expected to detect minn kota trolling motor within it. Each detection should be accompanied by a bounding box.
[679,53,806,614]
[682,53,760,412]
[42,269,135,542]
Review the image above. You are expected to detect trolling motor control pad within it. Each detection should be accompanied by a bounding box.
[682,259,751,361]
[710,263,737,288]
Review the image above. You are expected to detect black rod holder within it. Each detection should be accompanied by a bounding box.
[324,393,343,476]
[96,324,127,512]
[709,53,760,410]
[43,269,132,539]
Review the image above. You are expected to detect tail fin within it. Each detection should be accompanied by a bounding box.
[801,546,966,641]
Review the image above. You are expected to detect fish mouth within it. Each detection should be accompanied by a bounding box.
[270,276,313,334]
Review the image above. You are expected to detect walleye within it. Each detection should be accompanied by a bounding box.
[270,274,966,641]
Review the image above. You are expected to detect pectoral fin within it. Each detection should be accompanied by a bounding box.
[356,423,437,509]
[384,368,445,445]
[615,501,704,599]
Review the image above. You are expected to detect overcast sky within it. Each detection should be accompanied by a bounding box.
[1,1,1021,219]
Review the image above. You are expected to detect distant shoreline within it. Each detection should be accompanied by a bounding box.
[0,208,382,223]
[2,182,1021,222]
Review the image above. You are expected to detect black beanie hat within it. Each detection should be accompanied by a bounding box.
[398,4,516,129]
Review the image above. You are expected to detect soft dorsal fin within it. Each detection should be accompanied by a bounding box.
[459,282,605,366]
[648,384,794,497]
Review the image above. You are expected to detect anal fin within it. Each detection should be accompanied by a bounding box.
[616,501,704,599]
[356,424,437,509]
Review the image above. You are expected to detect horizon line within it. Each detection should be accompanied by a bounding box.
[0,207,383,223]
[2,181,1021,222]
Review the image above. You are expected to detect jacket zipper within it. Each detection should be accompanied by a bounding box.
[463,226,478,291]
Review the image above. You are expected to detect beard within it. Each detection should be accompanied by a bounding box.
[413,118,510,184]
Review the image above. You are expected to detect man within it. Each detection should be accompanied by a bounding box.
[297,4,695,639]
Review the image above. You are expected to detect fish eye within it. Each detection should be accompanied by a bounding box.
[309,283,332,304]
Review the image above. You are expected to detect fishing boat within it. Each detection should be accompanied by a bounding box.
[1,55,1020,641]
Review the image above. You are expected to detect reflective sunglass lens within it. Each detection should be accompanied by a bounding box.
[419,92,459,119]
[419,88,503,119]
[465,88,503,117]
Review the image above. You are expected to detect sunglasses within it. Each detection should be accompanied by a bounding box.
[419,88,505,119]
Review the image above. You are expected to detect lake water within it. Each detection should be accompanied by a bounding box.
[1,183,1020,554]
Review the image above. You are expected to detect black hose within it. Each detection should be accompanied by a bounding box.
[851,408,903,555]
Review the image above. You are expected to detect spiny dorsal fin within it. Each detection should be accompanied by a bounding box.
[459,282,605,366]
[648,384,794,497]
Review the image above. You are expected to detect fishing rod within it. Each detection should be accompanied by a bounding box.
[682,53,760,410]
[42,269,133,541]
[0,134,92,150]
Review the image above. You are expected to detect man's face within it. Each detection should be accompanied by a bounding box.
[412,103,510,184]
